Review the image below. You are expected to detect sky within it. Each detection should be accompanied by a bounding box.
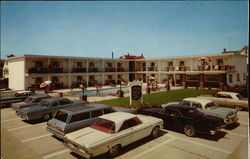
[1,1,248,59]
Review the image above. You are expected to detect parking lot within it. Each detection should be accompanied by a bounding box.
[1,107,248,159]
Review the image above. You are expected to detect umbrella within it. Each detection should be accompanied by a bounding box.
[199,57,212,62]
[40,81,52,88]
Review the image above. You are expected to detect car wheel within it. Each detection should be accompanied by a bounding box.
[183,125,196,137]
[42,113,51,120]
[234,105,243,111]
[151,126,160,138]
[109,145,120,157]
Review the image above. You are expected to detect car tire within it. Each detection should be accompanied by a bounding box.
[184,125,196,137]
[42,113,51,120]
[151,126,160,138]
[109,145,120,157]
[234,105,243,111]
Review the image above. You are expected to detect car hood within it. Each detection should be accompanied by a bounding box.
[201,107,236,118]
[65,127,112,148]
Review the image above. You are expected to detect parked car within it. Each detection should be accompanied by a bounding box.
[63,112,163,158]
[164,97,238,126]
[199,91,248,110]
[47,104,135,138]
[16,97,88,121]
[11,94,50,111]
[0,91,33,108]
[140,105,222,137]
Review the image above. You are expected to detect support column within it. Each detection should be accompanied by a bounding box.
[199,73,204,88]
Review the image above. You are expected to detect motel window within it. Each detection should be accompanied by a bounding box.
[35,61,43,67]
[117,63,122,68]
[108,75,113,80]
[168,62,173,67]
[77,62,82,68]
[243,73,246,80]
[35,77,43,84]
[107,62,112,67]
[237,73,240,81]
[179,61,185,66]
[52,77,59,83]
[229,74,233,83]
[77,76,82,82]
[89,62,95,68]
[216,59,223,66]
[205,75,219,82]
[151,62,155,67]
[187,75,199,81]
[51,61,60,68]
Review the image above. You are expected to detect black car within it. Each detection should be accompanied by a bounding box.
[139,105,223,137]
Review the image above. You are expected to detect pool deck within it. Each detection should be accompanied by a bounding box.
[45,83,184,103]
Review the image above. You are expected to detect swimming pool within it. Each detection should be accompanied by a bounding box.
[73,87,130,96]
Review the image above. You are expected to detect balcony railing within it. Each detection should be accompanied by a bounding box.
[28,67,49,74]
[105,68,116,72]
[117,68,125,72]
[51,68,63,73]
[88,67,98,72]
[148,67,157,71]
[198,65,235,71]
[72,68,87,73]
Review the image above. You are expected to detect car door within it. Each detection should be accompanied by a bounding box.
[223,94,235,107]
[164,108,180,128]
[67,112,91,133]
[117,119,134,146]
[169,109,183,129]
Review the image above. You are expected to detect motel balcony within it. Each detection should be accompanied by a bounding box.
[28,67,49,74]
[148,67,157,71]
[105,67,116,72]
[198,65,235,71]
[165,66,175,72]
[175,66,190,71]
[51,68,64,73]
[88,67,98,72]
[105,80,116,85]
[117,67,126,72]
[72,68,87,73]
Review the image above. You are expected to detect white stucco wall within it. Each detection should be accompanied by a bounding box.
[8,58,25,90]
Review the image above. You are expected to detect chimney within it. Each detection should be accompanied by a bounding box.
[223,48,226,52]
[112,52,114,59]
[141,53,144,57]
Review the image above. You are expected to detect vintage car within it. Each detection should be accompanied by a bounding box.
[0,91,33,108]
[63,112,163,158]
[164,97,238,126]
[11,94,50,111]
[47,104,135,138]
[199,91,248,110]
[16,97,88,121]
[140,105,222,137]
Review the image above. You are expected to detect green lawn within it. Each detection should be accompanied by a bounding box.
[93,88,218,108]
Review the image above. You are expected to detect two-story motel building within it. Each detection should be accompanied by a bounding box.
[3,46,248,91]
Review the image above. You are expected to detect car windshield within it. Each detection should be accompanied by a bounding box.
[38,100,50,107]
[91,118,115,134]
[236,94,243,100]
[205,102,219,109]
[54,111,68,123]
[184,108,204,117]
[24,97,33,103]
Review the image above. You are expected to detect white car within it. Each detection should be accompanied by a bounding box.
[63,112,164,158]
[199,91,248,110]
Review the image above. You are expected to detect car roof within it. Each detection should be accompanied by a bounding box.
[100,112,136,123]
[16,90,32,94]
[60,104,111,114]
[29,94,49,98]
[218,91,238,96]
[42,97,67,102]
[164,104,195,111]
[183,97,213,106]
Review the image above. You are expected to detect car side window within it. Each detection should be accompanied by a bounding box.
[69,112,90,123]
[34,98,42,103]
[172,109,182,117]
[91,110,103,118]
[192,102,202,108]
[103,108,113,114]
[52,101,59,107]
[181,101,191,107]
[224,95,232,99]
[119,117,141,132]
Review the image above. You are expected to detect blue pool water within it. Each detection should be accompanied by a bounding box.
[74,87,129,96]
